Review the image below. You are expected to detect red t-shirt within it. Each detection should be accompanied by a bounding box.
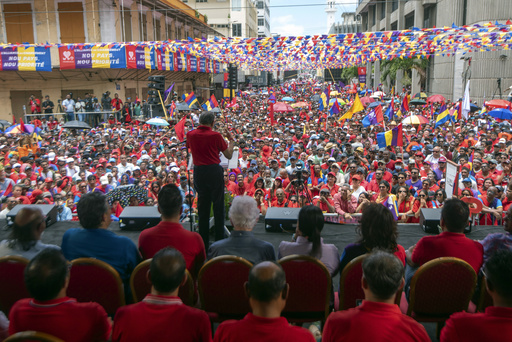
[112,295,211,342]
[271,199,288,207]
[187,126,228,166]
[411,231,484,273]
[213,313,315,342]
[9,297,111,342]
[138,221,206,279]
[322,301,429,342]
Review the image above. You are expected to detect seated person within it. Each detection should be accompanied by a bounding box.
[0,206,60,259]
[323,251,429,342]
[441,250,512,341]
[8,249,111,341]
[314,188,335,213]
[209,196,275,264]
[112,248,211,342]
[139,184,205,279]
[0,197,18,219]
[61,192,141,294]
[213,261,315,342]
[480,205,512,265]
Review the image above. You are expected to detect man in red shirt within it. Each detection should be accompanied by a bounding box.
[139,184,205,279]
[9,248,111,341]
[213,261,315,342]
[270,188,288,207]
[323,251,429,342]
[112,247,211,342]
[441,250,512,342]
[314,188,335,213]
[187,112,234,247]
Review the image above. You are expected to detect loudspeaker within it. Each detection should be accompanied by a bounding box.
[264,207,301,233]
[119,206,161,231]
[6,204,58,228]
[419,208,472,234]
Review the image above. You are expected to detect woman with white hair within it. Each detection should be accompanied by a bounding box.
[208,196,275,264]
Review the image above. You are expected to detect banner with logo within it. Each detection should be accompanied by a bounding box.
[357,66,366,85]
[125,45,155,69]
[0,46,52,71]
[58,45,126,70]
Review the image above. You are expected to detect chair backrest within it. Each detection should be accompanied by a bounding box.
[67,258,125,316]
[130,259,195,306]
[408,257,477,317]
[5,331,64,342]
[198,255,252,320]
[477,275,493,312]
[338,254,366,310]
[278,255,331,322]
[0,256,30,315]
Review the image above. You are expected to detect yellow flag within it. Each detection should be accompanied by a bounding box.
[339,94,364,121]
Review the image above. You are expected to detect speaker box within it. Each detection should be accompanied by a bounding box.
[419,208,472,234]
[119,206,161,231]
[264,207,301,233]
[6,204,58,228]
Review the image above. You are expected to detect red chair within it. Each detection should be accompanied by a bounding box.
[198,256,252,322]
[4,331,64,342]
[405,257,477,336]
[67,258,125,316]
[130,259,195,306]
[278,255,331,323]
[0,256,30,315]
[337,254,402,311]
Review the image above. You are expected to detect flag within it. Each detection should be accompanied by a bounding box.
[319,88,328,111]
[362,105,383,127]
[210,94,219,108]
[397,95,409,117]
[384,104,394,121]
[163,82,174,105]
[1,182,13,197]
[169,101,176,119]
[182,92,198,108]
[374,105,384,122]
[19,118,26,133]
[174,117,186,142]
[435,104,450,127]
[339,93,364,121]
[383,196,399,221]
[12,114,16,125]
[269,103,275,125]
[461,81,471,120]
[376,123,403,148]
[329,100,341,116]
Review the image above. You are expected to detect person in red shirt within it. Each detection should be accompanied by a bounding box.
[323,251,429,342]
[213,261,315,342]
[230,173,248,197]
[138,184,206,280]
[314,188,335,213]
[8,248,111,342]
[441,250,512,342]
[270,188,288,207]
[321,172,340,197]
[187,112,234,247]
[112,248,211,342]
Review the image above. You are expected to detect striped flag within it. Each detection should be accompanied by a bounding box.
[376,123,403,148]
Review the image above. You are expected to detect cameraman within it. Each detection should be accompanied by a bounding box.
[314,188,335,213]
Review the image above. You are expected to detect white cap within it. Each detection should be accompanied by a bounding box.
[100,175,109,185]
[13,163,21,168]
[48,152,56,161]
[66,157,74,163]
[499,138,506,144]
[141,155,150,160]
[170,167,180,173]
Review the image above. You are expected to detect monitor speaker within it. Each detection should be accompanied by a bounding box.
[6,204,58,228]
[119,206,161,231]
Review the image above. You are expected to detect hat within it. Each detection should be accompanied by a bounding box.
[331,163,340,169]
[45,177,53,183]
[438,156,447,162]
[279,158,287,162]
[320,188,330,193]
[352,174,361,180]
[270,159,278,163]
[327,172,336,177]
[490,159,498,164]
[440,179,446,183]
[355,146,363,152]
[66,157,74,163]
[409,159,416,164]
[289,156,296,160]
[462,177,472,183]
[324,142,335,150]
[48,152,56,161]
[395,159,403,163]
[415,152,423,157]
[356,167,365,173]
[12,163,21,168]
[170,167,180,173]
[328,157,336,162]
[98,157,108,163]
[100,176,109,185]
[390,121,397,125]
[499,138,506,144]
[180,175,188,181]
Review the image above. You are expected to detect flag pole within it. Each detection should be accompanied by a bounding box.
[157,90,168,120]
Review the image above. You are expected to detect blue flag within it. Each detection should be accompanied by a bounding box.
[385,105,394,121]
[362,109,378,127]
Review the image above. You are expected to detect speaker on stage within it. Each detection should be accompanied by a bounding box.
[6,204,58,228]
[264,207,300,233]
[419,208,472,234]
[119,206,161,231]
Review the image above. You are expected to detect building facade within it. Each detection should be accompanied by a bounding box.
[257,0,270,38]
[0,0,215,121]
[328,12,362,34]
[356,0,512,104]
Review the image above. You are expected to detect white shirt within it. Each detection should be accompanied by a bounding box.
[0,208,10,220]
[117,163,135,177]
[62,99,75,112]
[65,165,80,177]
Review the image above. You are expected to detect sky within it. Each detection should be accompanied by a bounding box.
[270,0,357,36]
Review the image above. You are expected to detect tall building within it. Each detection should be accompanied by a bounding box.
[326,0,338,33]
[257,0,271,38]
[329,12,362,34]
[356,0,512,103]
[0,0,215,121]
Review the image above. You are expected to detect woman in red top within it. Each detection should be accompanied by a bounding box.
[148,181,161,203]
[396,186,414,222]
[411,189,433,223]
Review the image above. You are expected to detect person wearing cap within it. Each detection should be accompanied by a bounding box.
[350,174,367,199]
[314,188,335,213]
[320,172,340,198]
[458,167,478,191]
[478,186,503,226]
[65,158,79,178]
[93,175,113,195]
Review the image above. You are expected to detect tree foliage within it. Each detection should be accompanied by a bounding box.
[380,57,429,89]
[340,66,358,84]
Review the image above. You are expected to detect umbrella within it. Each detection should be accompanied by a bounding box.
[488,108,512,120]
[291,101,309,108]
[0,120,12,130]
[146,117,169,126]
[485,99,512,110]
[281,96,295,102]
[360,96,375,106]
[402,115,430,125]
[427,94,445,103]
[62,121,91,130]
[311,94,320,102]
[470,103,481,113]
[211,107,221,113]
[329,91,340,96]
[106,184,148,208]
[5,123,36,134]
[413,92,428,99]
[372,91,386,98]
[273,102,294,112]
[409,99,427,106]
[176,102,197,111]
[368,101,384,108]
[329,98,346,106]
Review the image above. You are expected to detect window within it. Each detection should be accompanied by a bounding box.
[371,5,376,26]
[154,19,161,41]
[122,6,132,41]
[58,2,86,42]
[257,1,264,9]
[232,23,242,37]
[232,0,241,11]
[4,3,34,43]
[258,19,264,26]
[405,12,414,29]
[141,13,148,41]
[391,0,398,12]
[197,0,208,2]
[380,2,386,19]
[391,21,397,30]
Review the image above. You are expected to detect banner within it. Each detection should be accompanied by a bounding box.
[125,46,155,69]
[199,57,206,73]
[357,66,366,85]
[157,48,174,71]
[59,45,126,70]
[190,55,197,72]
[0,46,52,72]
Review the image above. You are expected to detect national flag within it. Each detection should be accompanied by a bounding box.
[269,103,275,125]
[182,92,198,108]
[169,101,176,119]
[376,123,403,148]
[339,93,364,121]
[362,105,384,127]
[19,118,26,133]
[384,104,394,121]
[461,80,471,120]
[209,94,219,108]
[174,116,187,142]
[383,196,399,221]
[1,182,13,197]
[12,114,16,125]
[163,82,175,105]
[319,88,329,111]
[374,105,384,122]
[329,99,341,116]
[397,95,409,117]
[435,104,450,127]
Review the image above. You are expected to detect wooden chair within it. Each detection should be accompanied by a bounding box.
[405,257,477,337]
[278,255,331,323]
[5,331,64,342]
[67,258,125,316]
[0,256,30,315]
[198,255,253,322]
[130,259,195,306]
[338,254,402,311]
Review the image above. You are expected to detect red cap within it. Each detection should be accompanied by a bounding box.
[395,159,402,163]
[327,172,336,177]
[45,177,53,183]
[438,156,447,162]
[99,158,108,163]
[415,152,423,157]
[352,175,361,180]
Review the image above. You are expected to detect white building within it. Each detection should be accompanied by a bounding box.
[326,0,338,33]
[257,0,271,38]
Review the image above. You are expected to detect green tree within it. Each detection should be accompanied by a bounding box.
[380,57,429,89]
[340,66,358,84]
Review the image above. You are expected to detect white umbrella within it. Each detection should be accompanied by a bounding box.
[146,117,169,126]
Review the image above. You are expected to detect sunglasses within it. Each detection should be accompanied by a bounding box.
[399,190,406,193]
[379,186,386,189]
[419,195,426,197]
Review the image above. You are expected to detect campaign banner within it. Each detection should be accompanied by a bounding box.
[176,52,184,71]
[189,55,197,72]
[156,48,175,71]
[59,45,126,70]
[213,60,220,74]
[186,54,191,72]
[199,57,206,73]
[357,66,366,85]
[126,45,155,69]
[0,46,52,72]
